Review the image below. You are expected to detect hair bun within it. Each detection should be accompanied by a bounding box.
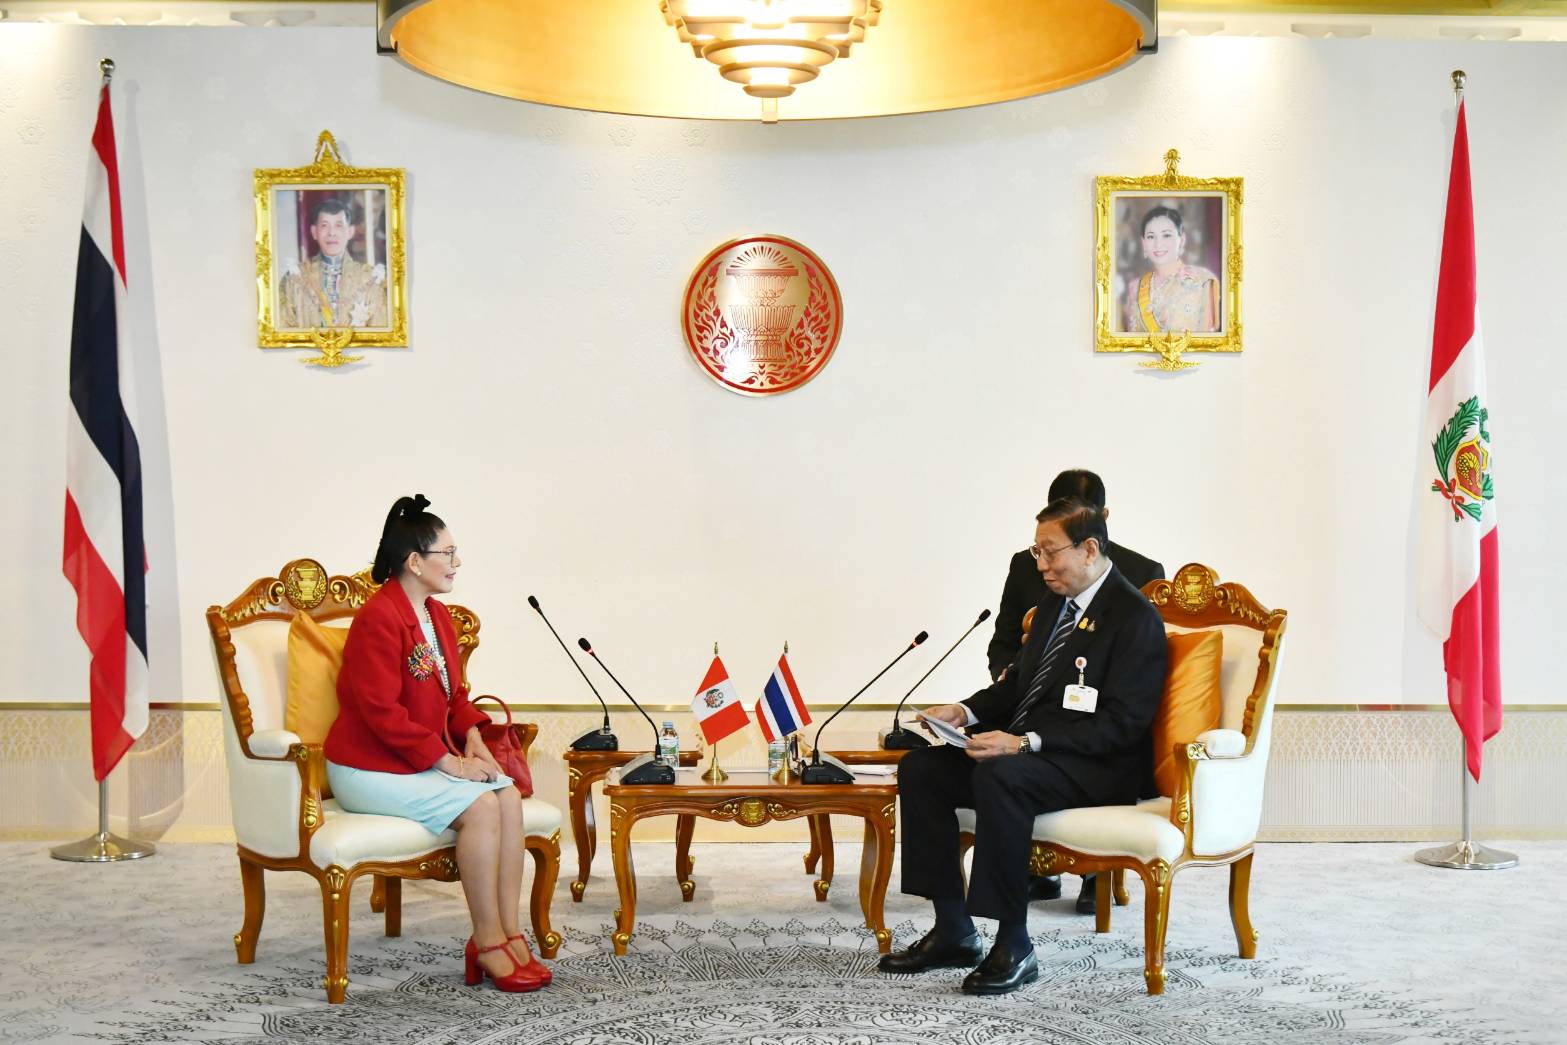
[398,494,431,517]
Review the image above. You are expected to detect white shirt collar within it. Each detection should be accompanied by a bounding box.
[1063,562,1113,622]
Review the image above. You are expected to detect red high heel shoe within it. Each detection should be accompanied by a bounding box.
[507,934,552,986]
[464,937,546,992]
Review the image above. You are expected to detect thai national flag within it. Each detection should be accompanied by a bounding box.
[754,653,811,743]
[63,76,149,782]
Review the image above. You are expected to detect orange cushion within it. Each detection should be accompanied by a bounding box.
[1151,629,1224,796]
[286,613,350,745]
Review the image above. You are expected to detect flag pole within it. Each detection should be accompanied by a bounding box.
[52,56,155,865]
[51,776,155,862]
[701,641,729,783]
[1414,738,1517,870]
[1412,70,1515,873]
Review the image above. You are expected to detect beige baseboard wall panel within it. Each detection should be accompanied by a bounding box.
[3,707,1563,842]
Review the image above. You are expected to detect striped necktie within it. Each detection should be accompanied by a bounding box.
[1009,599,1079,732]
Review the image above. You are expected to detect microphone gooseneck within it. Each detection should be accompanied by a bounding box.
[529,595,611,731]
[891,609,991,736]
[809,630,928,768]
[578,637,662,753]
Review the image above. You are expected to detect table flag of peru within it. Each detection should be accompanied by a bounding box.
[754,653,812,743]
[689,656,749,745]
[1415,97,1502,783]
[64,78,149,783]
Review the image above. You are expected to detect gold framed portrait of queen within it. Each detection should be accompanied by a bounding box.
[255,130,407,365]
[1095,150,1242,365]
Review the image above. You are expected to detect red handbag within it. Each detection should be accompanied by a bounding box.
[446,695,534,798]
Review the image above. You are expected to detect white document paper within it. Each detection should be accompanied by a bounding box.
[915,711,971,749]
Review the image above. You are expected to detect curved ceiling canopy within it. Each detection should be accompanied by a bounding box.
[378,0,1158,122]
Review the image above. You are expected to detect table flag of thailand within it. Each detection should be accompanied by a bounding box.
[755,653,812,743]
[689,656,749,745]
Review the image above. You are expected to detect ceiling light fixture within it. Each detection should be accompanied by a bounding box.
[378,0,1158,123]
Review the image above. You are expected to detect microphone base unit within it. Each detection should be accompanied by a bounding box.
[878,725,931,750]
[570,728,620,752]
[618,752,676,785]
[799,752,856,786]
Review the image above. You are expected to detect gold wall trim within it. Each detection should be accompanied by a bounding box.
[1165,1,1567,15]
[4,701,1566,712]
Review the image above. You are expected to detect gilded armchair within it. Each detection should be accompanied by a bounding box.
[959,562,1287,994]
[207,558,562,1004]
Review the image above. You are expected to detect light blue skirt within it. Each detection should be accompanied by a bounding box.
[326,760,514,835]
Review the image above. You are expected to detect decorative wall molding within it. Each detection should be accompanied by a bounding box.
[4,707,1562,843]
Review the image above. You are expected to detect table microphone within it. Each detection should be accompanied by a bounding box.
[528,596,618,751]
[577,637,675,785]
[801,630,928,785]
[880,609,991,750]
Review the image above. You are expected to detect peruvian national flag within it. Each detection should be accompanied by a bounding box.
[689,656,749,745]
[1415,97,1501,782]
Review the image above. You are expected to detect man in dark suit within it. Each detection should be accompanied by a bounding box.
[987,469,1164,681]
[985,469,1164,914]
[880,498,1168,994]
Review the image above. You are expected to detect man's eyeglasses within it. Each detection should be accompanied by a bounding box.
[1028,540,1080,564]
[421,546,459,561]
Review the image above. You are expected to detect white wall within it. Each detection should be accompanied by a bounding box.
[0,27,1561,715]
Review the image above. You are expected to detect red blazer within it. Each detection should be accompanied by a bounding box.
[324,581,490,773]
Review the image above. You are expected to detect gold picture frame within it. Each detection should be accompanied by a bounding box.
[255,130,407,367]
[1095,150,1242,370]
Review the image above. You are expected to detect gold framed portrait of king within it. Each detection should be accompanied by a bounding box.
[255,130,407,363]
[1095,150,1242,364]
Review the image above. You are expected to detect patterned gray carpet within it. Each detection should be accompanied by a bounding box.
[1,841,1561,1043]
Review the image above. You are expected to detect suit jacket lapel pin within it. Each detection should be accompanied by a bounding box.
[1077,617,1096,632]
[407,642,438,680]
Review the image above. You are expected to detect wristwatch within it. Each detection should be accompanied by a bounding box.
[1015,734,1030,755]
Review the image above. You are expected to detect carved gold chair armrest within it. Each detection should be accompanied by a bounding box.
[1168,738,1268,858]
[287,741,330,846]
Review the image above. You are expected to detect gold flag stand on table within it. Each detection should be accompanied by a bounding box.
[701,640,729,782]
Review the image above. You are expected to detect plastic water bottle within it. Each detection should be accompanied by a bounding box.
[767,739,788,779]
[658,721,680,768]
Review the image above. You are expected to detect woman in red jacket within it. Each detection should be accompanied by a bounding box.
[324,495,549,993]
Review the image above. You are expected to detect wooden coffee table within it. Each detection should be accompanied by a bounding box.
[604,767,900,955]
[563,748,701,901]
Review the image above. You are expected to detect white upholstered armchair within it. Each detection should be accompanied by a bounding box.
[207,558,562,1003]
[959,562,1288,994]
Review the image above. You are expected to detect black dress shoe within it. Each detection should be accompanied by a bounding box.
[877,929,984,974]
[961,942,1039,995]
[1075,873,1098,915]
[1027,874,1062,901]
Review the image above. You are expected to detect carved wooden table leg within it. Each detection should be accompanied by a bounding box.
[813,815,835,900]
[804,815,823,873]
[675,814,696,901]
[859,807,895,953]
[610,803,638,956]
[569,766,596,902]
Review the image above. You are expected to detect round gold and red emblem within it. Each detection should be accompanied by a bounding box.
[681,235,843,396]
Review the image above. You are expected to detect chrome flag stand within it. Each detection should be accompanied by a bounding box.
[1414,742,1515,870]
[50,778,155,863]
